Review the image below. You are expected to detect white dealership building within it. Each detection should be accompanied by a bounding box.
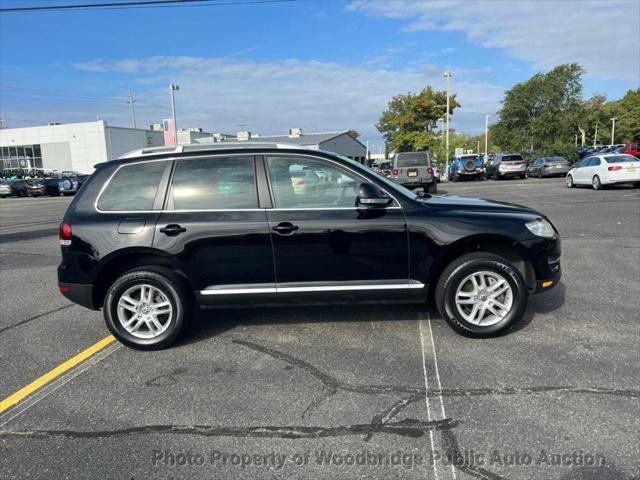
[0,120,164,174]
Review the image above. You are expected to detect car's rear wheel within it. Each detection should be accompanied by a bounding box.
[566,175,574,188]
[104,269,191,350]
[435,253,528,337]
[426,181,437,194]
[592,175,603,190]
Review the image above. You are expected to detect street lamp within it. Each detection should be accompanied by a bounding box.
[484,114,490,159]
[610,117,617,146]
[443,70,452,171]
[170,84,180,145]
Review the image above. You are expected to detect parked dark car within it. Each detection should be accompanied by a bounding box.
[0,179,29,198]
[486,153,528,180]
[58,143,561,349]
[390,151,437,193]
[527,157,570,178]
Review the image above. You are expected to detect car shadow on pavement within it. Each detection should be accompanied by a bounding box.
[514,282,566,333]
[180,303,439,347]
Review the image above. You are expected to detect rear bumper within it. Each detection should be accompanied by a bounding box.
[58,282,97,310]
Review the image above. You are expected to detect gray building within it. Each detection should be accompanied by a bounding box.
[198,128,368,163]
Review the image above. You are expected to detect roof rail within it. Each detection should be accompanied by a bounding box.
[118,142,311,159]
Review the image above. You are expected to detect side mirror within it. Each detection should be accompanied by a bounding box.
[357,182,391,208]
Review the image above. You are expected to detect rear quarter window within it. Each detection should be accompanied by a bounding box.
[97,160,168,211]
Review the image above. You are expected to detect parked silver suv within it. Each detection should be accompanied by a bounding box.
[390,151,437,193]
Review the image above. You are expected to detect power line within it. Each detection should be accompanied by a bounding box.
[0,0,296,13]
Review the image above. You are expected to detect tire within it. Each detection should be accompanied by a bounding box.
[434,252,528,337]
[566,175,574,188]
[592,175,603,190]
[103,269,191,350]
[426,181,437,194]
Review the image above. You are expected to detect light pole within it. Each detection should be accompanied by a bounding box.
[170,84,180,145]
[484,114,490,159]
[443,70,452,172]
[610,117,617,146]
[127,90,137,129]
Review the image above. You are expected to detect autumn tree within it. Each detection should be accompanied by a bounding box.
[377,87,460,153]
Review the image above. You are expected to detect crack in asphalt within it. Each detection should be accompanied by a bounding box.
[233,339,639,400]
[0,304,74,334]
[0,418,456,440]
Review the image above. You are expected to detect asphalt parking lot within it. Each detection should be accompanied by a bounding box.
[1,178,638,480]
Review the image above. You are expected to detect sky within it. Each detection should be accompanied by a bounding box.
[1,0,638,151]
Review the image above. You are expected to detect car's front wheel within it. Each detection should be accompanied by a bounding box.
[566,175,574,188]
[104,269,191,349]
[435,253,528,337]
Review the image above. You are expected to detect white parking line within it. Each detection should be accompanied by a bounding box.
[419,315,456,480]
[419,318,439,480]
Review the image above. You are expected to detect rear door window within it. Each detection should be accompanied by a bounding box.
[588,158,601,167]
[170,156,258,210]
[97,160,168,211]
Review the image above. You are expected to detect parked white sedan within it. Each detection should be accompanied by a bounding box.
[566,154,640,190]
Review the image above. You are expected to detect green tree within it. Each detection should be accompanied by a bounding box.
[377,87,460,153]
[602,89,640,144]
[490,63,585,160]
[346,129,360,139]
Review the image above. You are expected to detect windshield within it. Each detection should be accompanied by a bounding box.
[395,152,429,167]
[605,155,638,163]
[546,157,568,164]
[459,155,479,161]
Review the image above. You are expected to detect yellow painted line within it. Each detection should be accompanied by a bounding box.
[0,335,116,414]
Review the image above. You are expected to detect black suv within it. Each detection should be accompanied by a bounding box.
[58,144,561,349]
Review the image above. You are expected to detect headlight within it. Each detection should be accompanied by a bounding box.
[525,218,555,238]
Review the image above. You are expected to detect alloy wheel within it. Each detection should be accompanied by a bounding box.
[117,284,173,339]
[454,271,513,326]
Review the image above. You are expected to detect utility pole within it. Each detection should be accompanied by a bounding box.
[170,84,180,145]
[610,117,617,146]
[484,114,490,159]
[593,123,598,147]
[126,90,137,129]
[443,70,452,172]
[365,140,369,165]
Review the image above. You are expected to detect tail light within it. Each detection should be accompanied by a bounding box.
[295,180,305,186]
[392,168,399,176]
[608,165,623,171]
[427,167,434,175]
[59,222,72,246]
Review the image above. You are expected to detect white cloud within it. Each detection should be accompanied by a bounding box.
[348,0,640,83]
[69,56,503,144]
